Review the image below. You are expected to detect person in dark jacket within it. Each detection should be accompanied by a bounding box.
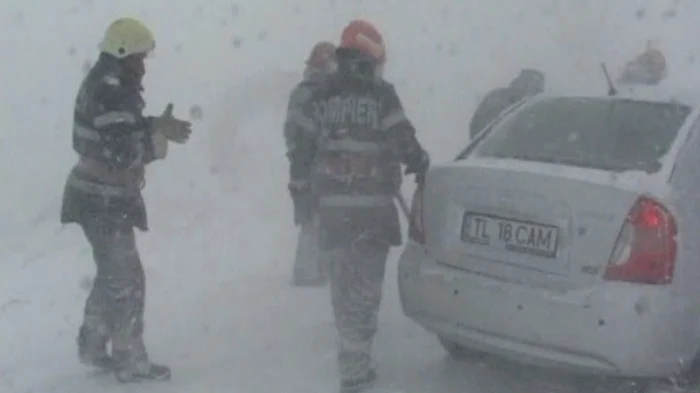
[287,19,429,393]
[617,43,667,86]
[60,17,191,383]
[284,41,337,287]
[468,68,545,140]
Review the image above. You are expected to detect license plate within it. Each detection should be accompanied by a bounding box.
[461,213,559,258]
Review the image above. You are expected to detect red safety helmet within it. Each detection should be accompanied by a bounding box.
[339,19,386,64]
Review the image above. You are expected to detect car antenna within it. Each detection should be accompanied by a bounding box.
[601,62,618,96]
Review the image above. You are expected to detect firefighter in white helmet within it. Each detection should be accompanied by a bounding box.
[60,17,191,383]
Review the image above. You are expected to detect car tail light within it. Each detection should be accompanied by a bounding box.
[604,197,677,285]
[408,184,425,244]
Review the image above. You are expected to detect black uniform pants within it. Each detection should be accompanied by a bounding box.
[79,214,148,365]
[328,236,389,382]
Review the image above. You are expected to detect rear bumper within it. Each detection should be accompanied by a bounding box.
[397,242,700,378]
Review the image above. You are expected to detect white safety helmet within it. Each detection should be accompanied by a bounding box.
[98,17,155,59]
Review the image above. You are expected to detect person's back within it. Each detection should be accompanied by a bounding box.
[617,45,667,86]
[301,47,428,248]
[286,19,428,393]
[469,69,544,140]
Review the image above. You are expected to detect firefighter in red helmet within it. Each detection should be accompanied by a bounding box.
[286,19,429,392]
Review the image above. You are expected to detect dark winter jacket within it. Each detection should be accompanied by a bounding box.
[468,69,545,140]
[283,66,333,159]
[617,55,666,86]
[284,66,335,226]
[61,53,159,231]
[288,48,429,249]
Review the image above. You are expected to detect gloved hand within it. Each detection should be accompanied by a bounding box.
[405,150,430,185]
[151,103,192,144]
[288,179,316,226]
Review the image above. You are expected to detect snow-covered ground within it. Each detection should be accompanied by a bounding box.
[2,0,700,392]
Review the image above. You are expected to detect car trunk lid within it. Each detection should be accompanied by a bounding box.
[423,159,656,292]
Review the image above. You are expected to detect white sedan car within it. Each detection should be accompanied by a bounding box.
[398,91,700,384]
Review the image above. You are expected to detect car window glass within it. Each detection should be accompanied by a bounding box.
[468,97,691,173]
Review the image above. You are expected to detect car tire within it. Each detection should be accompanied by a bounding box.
[437,336,488,362]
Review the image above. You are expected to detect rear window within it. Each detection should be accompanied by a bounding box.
[469,97,692,173]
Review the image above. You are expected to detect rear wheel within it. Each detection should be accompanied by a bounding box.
[437,336,488,362]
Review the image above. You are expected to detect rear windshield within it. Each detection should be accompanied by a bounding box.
[469,97,692,173]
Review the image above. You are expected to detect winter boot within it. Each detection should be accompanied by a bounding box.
[340,368,378,393]
[114,362,171,382]
[114,351,170,383]
[77,325,115,370]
